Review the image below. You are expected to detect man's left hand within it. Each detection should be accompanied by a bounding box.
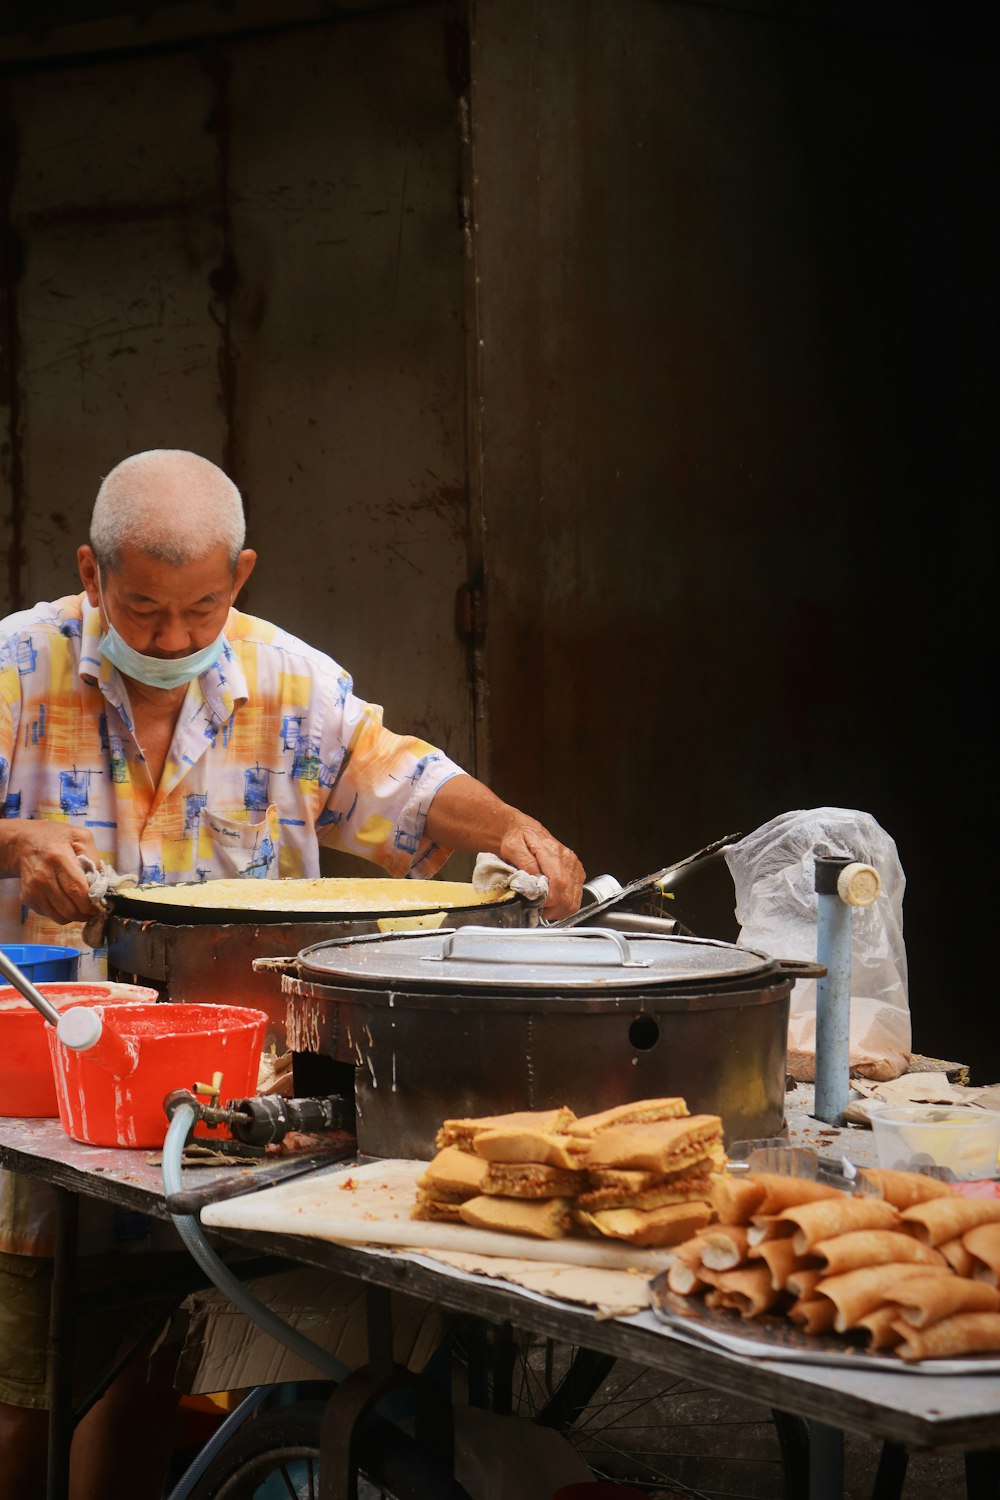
[499,823,585,920]
[424,776,586,920]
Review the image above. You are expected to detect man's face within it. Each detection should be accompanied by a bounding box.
[78,540,255,657]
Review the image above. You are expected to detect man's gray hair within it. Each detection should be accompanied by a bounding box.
[90,450,246,573]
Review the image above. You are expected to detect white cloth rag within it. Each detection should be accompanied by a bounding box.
[79,856,138,948]
[472,853,549,906]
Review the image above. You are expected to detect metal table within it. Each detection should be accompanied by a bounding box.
[2,1112,999,1500]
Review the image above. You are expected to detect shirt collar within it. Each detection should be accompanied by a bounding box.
[199,624,248,724]
[79,595,122,704]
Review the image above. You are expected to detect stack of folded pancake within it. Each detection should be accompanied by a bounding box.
[415,1107,583,1240]
[570,1104,723,1247]
[413,1099,725,1248]
[665,1166,1000,1362]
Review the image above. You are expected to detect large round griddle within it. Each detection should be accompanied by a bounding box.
[108,876,521,926]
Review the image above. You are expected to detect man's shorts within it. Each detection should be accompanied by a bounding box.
[0,1249,187,1410]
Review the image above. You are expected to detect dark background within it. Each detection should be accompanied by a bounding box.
[472,1,998,1078]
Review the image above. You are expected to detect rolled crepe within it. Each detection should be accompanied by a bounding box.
[892,1312,1000,1362]
[939,1237,977,1277]
[788,1297,837,1335]
[858,1168,957,1209]
[747,1217,781,1247]
[854,1305,905,1350]
[752,1173,844,1215]
[812,1230,946,1276]
[785,1268,824,1300]
[889,1275,1000,1328]
[708,1263,783,1318]
[671,1230,718,1266]
[666,1258,717,1295]
[962,1224,1000,1286]
[706,1294,748,1314]
[749,1237,819,1291]
[815,1262,953,1332]
[696,1225,749,1271]
[756,1197,900,1253]
[709,1175,765,1224]
[900,1199,1000,1247]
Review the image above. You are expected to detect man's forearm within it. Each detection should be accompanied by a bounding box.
[0,820,23,878]
[423,775,534,854]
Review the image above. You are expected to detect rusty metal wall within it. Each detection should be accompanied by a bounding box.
[1,53,223,607]
[468,0,998,1072]
[0,3,474,790]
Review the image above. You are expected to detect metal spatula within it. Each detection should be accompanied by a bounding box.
[551,831,743,929]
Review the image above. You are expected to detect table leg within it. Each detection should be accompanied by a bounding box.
[46,1186,79,1500]
[491,1323,515,1416]
[318,1284,458,1500]
[964,1448,1000,1498]
[771,1408,810,1498]
[364,1284,393,1378]
[872,1439,908,1500]
[806,1420,845,1500]
[462,1318,491,1409]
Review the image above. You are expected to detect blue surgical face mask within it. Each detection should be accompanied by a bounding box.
[97,574,227,690]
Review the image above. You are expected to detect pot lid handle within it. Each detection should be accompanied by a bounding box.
[774,958,827,979]
[424,925,652,969]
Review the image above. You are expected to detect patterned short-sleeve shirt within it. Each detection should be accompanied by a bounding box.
[0,592,464,962]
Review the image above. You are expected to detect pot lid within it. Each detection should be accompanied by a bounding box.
[295,926,777,992]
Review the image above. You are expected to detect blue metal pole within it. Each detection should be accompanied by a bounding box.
[814,879,852,1124]
[812,856,882,1124]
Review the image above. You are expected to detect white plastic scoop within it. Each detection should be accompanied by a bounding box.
[0,948,138,1077]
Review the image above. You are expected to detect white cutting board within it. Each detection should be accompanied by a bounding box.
[201,1158,673,1273]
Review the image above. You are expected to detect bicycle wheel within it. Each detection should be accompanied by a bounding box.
[454,1318,615,1432]
[505,1337,783,1498]
[185,1397,473,1500]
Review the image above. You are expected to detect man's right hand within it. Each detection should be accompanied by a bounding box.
[0,821,100,925]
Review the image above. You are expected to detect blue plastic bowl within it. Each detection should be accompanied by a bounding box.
[0,944,82,983]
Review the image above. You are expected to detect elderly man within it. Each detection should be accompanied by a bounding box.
[0,449,584,1499]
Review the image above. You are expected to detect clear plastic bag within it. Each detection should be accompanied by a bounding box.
[723,808,910,1082]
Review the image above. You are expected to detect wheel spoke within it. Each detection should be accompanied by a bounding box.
[277,1462,302,1499]
[573,1429,716,1499]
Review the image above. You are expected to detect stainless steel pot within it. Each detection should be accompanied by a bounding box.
[280,927,814,1158]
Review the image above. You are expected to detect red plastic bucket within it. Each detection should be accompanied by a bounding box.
[47,1002,268,1148]
[0,982,159,1117]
